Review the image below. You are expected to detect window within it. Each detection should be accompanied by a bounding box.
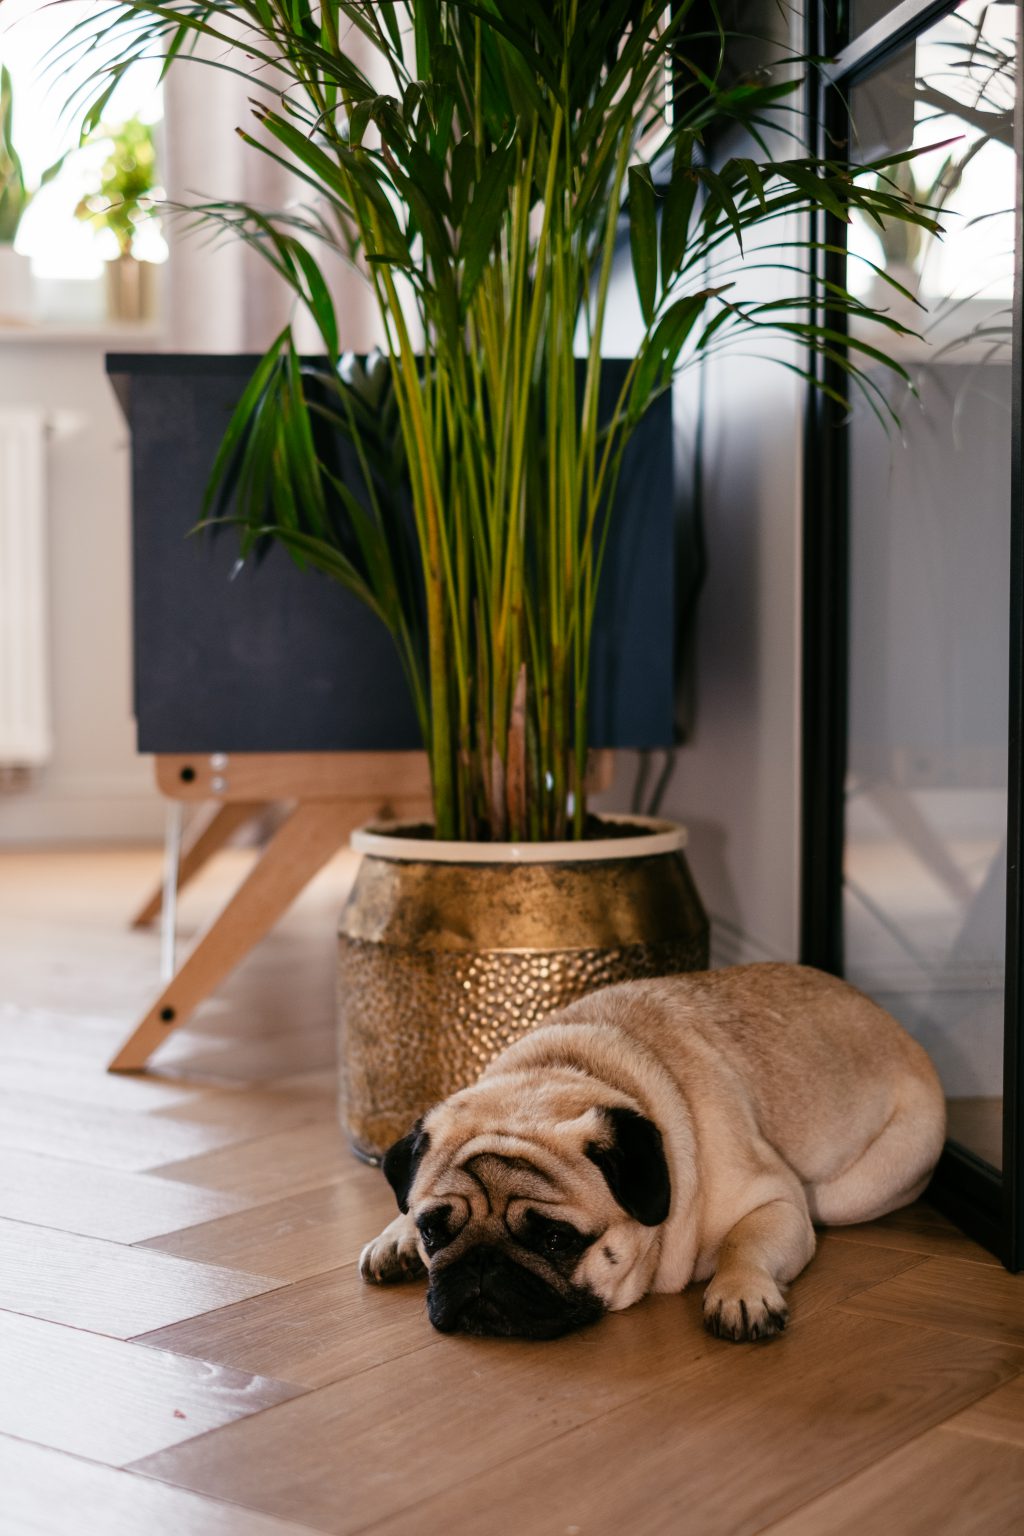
[0,0,165,322]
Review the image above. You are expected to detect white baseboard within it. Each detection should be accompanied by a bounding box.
[0,772,164,845]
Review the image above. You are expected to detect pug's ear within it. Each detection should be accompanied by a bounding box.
[585,1107,670,1226]
[381,1119,430,1213]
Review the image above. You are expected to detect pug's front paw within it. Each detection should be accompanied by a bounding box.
[359,1214,426,1285]
[702,1273,788,1342]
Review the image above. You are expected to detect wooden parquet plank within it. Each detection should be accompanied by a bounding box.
[273,1068,337,1096]
[158,1027,336,1084]
[758,1424,1024,1536]
[789,1232,925,1315]
[0,1313,304,1467]
[130,1304,1020,1536]
[945,1373,1024,1447]
[824,1201,1001,1268]
[0,1007,149,1066]
[840,1255,1024,1348]
[183,1009,337,1045]
[0,869,170,1017]
[0,1053,201,1112]
[139,1176,396,1282]
[134,1262,436,1389]
[0,1149,252,1244]
[152,1121,354,1203]
[152,1082,333,1140]
[0,1219,282,1337]
[0,848,349,1065]
[0,1089,252,1171]
[129,1295,720,1531]
[351,1312,1022,1536]
[0,1013,232,1084]
[0,1435,329,1536]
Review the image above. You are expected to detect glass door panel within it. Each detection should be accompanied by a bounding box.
[842,1,1018,1171]
[849,1,901,40]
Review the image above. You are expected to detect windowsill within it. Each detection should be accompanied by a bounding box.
[0,321,164,347]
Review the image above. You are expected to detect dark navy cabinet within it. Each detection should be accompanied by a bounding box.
[109,354,681,756]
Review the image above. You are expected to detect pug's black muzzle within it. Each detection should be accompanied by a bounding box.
[426,1244,604,1339]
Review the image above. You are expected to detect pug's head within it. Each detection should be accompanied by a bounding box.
[382,1069,671,1339]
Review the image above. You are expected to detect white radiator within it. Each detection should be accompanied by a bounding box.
[0,411,51,767]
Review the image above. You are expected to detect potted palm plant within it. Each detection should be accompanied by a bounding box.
[72,1,938,1156]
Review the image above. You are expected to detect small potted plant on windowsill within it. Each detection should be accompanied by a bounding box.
[75,114,160,323]
[73,2,940,1157]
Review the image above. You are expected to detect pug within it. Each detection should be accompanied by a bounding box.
[359,964,945,1341]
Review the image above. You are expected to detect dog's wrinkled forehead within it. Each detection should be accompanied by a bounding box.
[417,1088,608,1194]
[454,1150,563,1212]
[402,1100,609,1218]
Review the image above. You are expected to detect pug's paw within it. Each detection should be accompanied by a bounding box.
[359,1215,426,1285]
[702,1273,788,1342]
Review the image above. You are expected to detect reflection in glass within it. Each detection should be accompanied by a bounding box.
[849,2,900,43]
[842,2,1017,1171]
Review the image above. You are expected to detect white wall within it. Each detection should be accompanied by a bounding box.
[657,356,803,966]
[0,333,164,843]
[600,2,807,966]
[597,349,805,969]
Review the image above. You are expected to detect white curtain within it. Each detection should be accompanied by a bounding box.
[162,45,382,355]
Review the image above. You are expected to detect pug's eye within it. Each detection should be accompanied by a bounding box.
[519,1211,591,1260]
[543,1228,574,1255]
[416,1205,452,1256]
[528,1217,585,1257]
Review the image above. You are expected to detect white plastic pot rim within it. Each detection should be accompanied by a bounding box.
[350,813,687,864]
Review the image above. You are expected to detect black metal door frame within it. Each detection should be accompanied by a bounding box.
[801,0,1024,1267]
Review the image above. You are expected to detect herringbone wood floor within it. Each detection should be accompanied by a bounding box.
[1,846,1022,1536]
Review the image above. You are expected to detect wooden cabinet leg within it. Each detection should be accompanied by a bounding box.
[109,800,362,1073]
[131,802,266,929]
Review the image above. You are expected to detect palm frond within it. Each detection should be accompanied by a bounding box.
[56,0,941,838]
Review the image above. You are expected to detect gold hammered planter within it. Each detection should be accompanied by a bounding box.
[337,815,708,1162]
